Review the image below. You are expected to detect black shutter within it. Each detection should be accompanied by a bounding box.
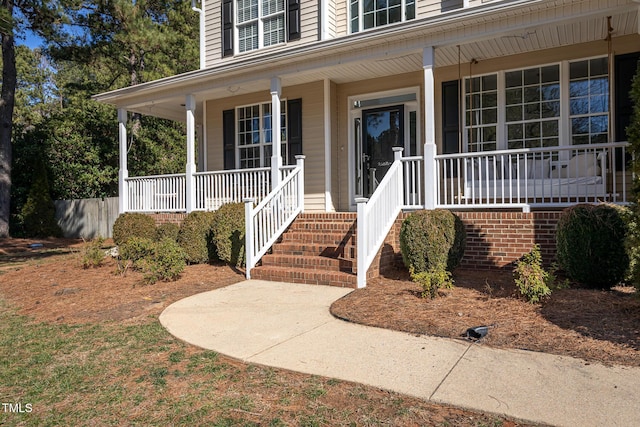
[287,0,301,41]
[442,80,460,154]
[222,0,234,57]
[442,80,460,177]
[287,98,302,165]
[223,109,236,169]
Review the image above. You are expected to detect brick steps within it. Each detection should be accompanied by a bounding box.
[251,265,357,287]
[250,213,360,288]
[261,254,354,272]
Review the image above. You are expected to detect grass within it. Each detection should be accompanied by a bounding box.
[0,296,521,426]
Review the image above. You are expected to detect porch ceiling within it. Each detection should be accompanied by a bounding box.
[93,0,639,123]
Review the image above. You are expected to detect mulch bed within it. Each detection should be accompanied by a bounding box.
[331,267,640,367]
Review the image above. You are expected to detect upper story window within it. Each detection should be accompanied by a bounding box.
[237,0,286,53]
[350,0,416,33]
[222,0,300,57]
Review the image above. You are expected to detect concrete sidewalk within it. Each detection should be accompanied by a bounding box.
[159,280,640,427]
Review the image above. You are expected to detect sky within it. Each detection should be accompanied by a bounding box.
[17,30,45,49]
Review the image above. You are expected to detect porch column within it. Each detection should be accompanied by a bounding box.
[270,77,283,189]
[118,109,128,214]
[423,46,437,210]
[186,94,197,213]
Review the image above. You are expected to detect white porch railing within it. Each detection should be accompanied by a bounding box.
[244,156,305,279]
[194,168,271,211]
[124,165,298,213]
[356,147,405,289]
[126,173,187,212]
[402,142,631,212]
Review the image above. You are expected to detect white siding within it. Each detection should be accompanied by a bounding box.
[204,0,320,68]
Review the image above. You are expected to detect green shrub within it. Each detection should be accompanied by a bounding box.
[112,213,157,246]
[399,209,466,274]
[81,237,106,269]
[155,223,180,242]
[140,238,186,284]
[410,266,454,299]
[211,203,246,267]
[176,211,217,264]
[556,204,630,289]
[513,245,553,304]
[119,236,156,266]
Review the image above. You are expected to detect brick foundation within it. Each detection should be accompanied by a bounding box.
[143,210,563,280]
[375,210,562,273]
[147,213,188,225]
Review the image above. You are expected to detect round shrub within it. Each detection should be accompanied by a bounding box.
[155,222,180,242]
[211,203,245,267]
[119,236,156,264]
[141,238,186,284]
[556,203,630,289]
[112,213,157,246]
[176,211,217,264]
[399,209,466,274]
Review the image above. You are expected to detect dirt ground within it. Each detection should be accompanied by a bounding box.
[1,237,638,370]
[0,238,244,325]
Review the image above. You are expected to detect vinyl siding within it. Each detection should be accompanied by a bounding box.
[205,81,328,211]
[204,0,320,68]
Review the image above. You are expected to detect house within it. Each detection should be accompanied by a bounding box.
[94,0,640,288]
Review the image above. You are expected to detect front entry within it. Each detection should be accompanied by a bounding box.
[355,105,404,197]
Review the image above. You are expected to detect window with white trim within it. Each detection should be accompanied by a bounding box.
[569,57,609,145]
[505,65,560,149]
[237,101,287,168]
[465,74,497,152]
[462,57,609,152]
[236,0,285,53]
[349,0,415,33]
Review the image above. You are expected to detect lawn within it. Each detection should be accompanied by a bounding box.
[0,238,525,427]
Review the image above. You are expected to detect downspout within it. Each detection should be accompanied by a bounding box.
[192,0,206,69]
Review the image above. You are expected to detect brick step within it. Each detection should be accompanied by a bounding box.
[279,231,356,246]
[271,242,356,259]
[250,265,357,288]
[286,225,356,235]
[261,254,354,273]
[288,214,357,232]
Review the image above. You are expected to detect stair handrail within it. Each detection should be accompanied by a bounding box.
[356,147,404,288]
[244,155,305,279]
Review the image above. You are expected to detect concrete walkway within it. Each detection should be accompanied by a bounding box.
[159,280,640,427]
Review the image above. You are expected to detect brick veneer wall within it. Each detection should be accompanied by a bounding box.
[372,210,562,276]
[148,213,187,225]
[145,210,563,279]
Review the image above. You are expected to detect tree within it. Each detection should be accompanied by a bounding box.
[0,0,17,237]
[0,0,62,237]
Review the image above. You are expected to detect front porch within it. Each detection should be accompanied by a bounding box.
[130,140,632,288]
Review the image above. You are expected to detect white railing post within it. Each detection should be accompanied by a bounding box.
[185,94,197,213]
[295,155,305,213]
[118,109,129,214]
[393,146,404,207]
[424,143,437,209]
[355,197,368,289]
[270,77,282,190]
[244,198,255,279]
